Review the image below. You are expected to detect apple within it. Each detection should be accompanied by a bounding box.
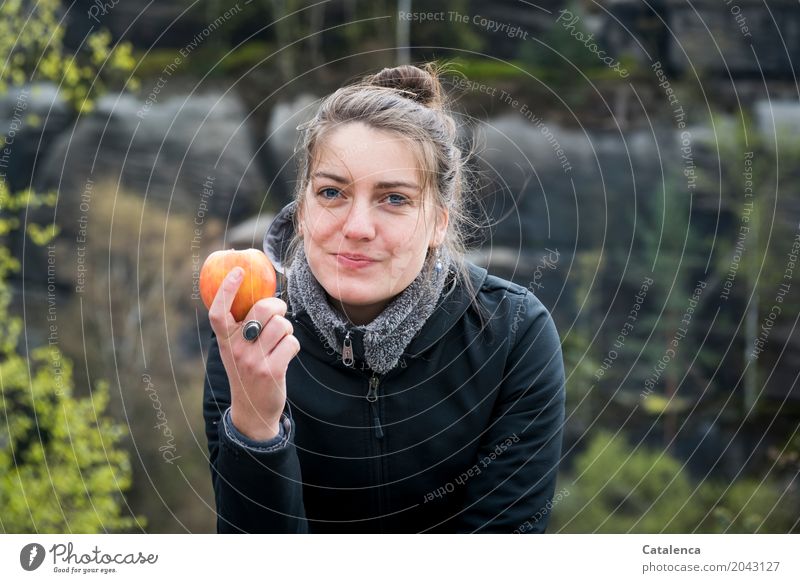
[199,248,277,322]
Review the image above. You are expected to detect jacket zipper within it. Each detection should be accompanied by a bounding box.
[366,371,386,531]
[366,373,384,440]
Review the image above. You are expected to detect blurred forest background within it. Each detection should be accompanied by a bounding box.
[1,0,799,533]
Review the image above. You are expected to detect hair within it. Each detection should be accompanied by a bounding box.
[286,62,486,320]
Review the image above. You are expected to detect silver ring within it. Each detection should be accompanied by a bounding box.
[242,320,263,342]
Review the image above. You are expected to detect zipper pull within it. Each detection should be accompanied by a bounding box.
[367,375,383,439]
[366,375,379,402]
[342,330,354,367]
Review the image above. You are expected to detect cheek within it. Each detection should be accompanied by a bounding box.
[385,232,429,279]
[304,207,339,243]
[390,214,433,254]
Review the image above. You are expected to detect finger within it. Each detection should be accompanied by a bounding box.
[243,297,287,324]
[254,315,294,354]
[267,334,301,373]
[209,267,244,340]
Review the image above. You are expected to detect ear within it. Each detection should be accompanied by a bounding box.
[432,207,449,247]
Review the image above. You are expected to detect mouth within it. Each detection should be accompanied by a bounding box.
[334,253,377,269]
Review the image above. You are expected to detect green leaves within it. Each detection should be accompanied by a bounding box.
[552,431,797,533]
[0,0,138,112]
[1,180,139,534]
[0,313,143,532]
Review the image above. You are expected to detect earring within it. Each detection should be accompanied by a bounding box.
[434,247,443,274]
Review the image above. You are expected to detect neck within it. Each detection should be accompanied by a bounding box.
[287,244,453,374]
[328,295,391,325]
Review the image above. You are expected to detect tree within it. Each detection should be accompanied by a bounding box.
[1,0,140,533]
[552,431,797,533]
[0,0,138,112]
[693,114,800,417]
[0,183,142,533]
[587,168,713,449]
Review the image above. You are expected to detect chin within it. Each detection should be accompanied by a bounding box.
[326,287,378,307]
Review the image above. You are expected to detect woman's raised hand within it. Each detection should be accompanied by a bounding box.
[208,267,300,440]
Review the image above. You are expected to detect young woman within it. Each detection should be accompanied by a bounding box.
[203,64,566,533]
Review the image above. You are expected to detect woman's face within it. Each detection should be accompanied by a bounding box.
[298,122,448,325]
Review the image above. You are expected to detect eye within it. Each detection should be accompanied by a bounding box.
[318,187,341,200]
[385,193,409,206]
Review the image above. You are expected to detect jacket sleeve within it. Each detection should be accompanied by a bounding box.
[203,330,308,533]
[453,291,566,533]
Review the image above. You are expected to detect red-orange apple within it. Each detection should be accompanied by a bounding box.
[199,248,277,322]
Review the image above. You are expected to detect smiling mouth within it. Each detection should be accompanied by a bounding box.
[334,253,377,268]
[337,253,375,261]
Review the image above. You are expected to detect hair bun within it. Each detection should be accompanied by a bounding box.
[369,64,443,108]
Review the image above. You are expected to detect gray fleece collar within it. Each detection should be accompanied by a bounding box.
[287,245,452,374]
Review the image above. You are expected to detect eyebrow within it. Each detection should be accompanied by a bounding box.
[312,171,420,191]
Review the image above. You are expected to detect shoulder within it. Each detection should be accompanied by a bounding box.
[453,261,558,353]
[479,270,530,298]
[405,261,558,361]
[468,261,550,318]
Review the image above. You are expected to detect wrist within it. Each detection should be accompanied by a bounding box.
[230,408,282,441]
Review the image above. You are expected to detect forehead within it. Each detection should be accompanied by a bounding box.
[312,122,424,183]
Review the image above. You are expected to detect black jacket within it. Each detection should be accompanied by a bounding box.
[203,262,566,533]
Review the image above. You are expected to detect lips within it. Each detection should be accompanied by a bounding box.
[337,253,375,262]
[334,253,377,269]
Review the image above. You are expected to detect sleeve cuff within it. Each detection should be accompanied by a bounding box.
[223,406,291,452]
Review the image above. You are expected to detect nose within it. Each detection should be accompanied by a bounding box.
[342,198,376,240]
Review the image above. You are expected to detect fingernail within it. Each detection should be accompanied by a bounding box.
[230,268,243,281]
